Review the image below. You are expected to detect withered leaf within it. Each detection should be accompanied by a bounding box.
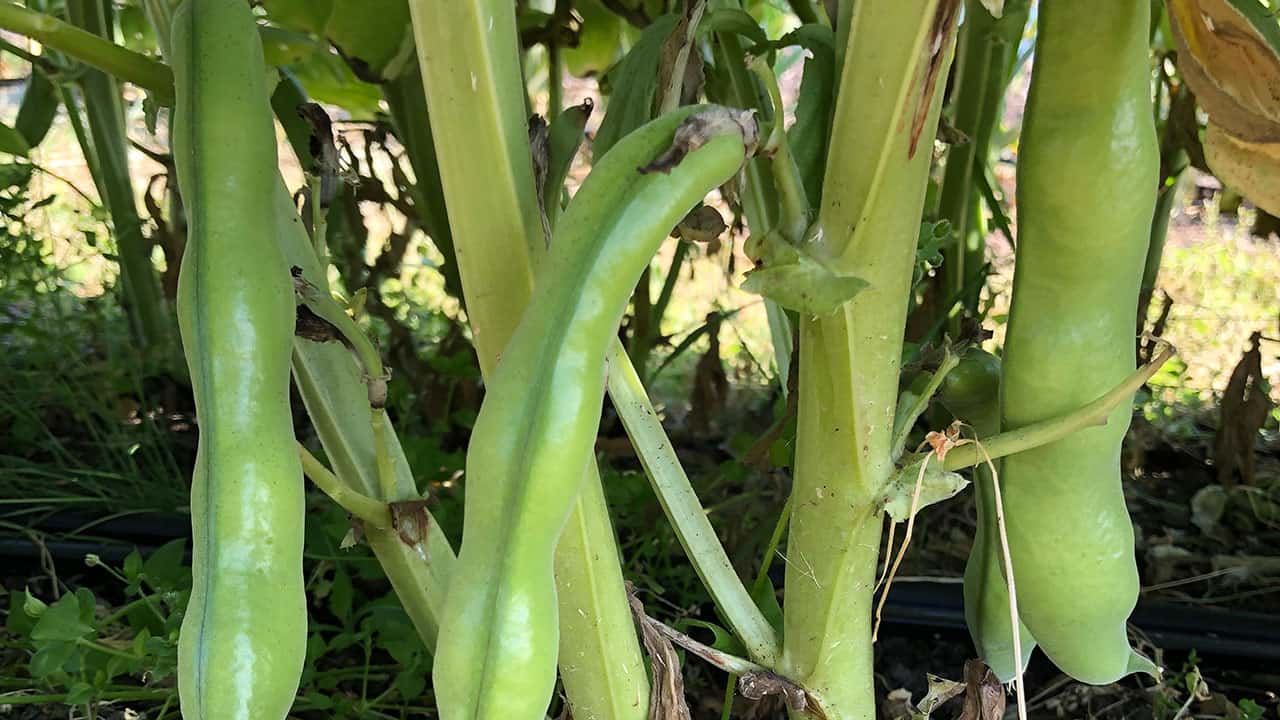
[1213,332,1274,487]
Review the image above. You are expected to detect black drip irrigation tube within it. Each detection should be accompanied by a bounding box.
[881,579,1280,666]
[4,510,1280,665]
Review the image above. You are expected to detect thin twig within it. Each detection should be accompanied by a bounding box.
[298,443,392,529]
[872,453,930,641]
[872,519,896,594]
[975,440,1027,720]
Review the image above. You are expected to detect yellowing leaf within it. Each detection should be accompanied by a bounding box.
[1166,0,1280,140]
[1204,120,1280,216]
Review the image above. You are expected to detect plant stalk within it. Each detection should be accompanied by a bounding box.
[0,1,173,103]
[782,4,959,719]
[67,0,170,351]
[607,339,781,664]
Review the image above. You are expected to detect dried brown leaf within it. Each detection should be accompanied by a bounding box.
[1214,332,1273,487]
[956,660,1005,720]
[1167,0,1280,141]
[627,586,693,720]
[1204,121,1280,217]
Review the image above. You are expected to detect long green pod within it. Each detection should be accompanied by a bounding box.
[171,2,306,718]
[1000,0,1158,685]
[433,105,755,720]
[939,349,1036,683]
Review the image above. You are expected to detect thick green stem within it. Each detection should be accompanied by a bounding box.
[932,0,1029,328]
[607,340,781,664]
[782,4,958,719]
[0,2,173,103]
[410,3,649,718]
[935,1,995,329]
[1137,82,1194,331]
[381,62,465,304]
[67,0,169,350]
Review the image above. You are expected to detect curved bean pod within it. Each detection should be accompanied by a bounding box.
[172,2,306,718]
[1000,0,1158,684]
[433,105,755,720]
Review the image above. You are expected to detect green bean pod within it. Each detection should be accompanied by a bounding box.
[433,105,755,720]
[999,0,1158,684]
[939,349,1036,683]
[172,2,306,718]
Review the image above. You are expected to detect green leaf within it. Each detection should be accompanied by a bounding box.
[748,579,784,639]
[30,640,78,678]
[117,5,155,52]
[259,26,323,66]
[544,98,593,221]
[74,587,97,628]
[978,0,1004,17]
[882,458,969,523]
[66,681,95,705]
[328,566,354,620]
[288,49,384,116]
[595,14,680,157]
[698,8,768,47]
[130,627,152,656]
[260,0,334,33]
[0,162,34,190]
[142,539,188,591]
[272,68,314,171]
[7,590,40,635]
[0,121,32,157]
[564,0,630,77]
[1238,698,1265,720]
[31,594,94,642]
[123,550,142,585]
[325,0,416,81]
[14,69,60,148]
[785,25,835,203]
[301,691,336,710]
[764,300,793,394]
[395,668,427,700]
[678,618,747,657]
[741,247,868,315]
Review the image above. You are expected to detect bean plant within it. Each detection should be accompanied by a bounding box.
[2,0,1277,719]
